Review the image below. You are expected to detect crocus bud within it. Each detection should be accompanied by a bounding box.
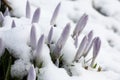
[83,30,93,57]
[32,8,40,23]
[72,14,88,38]
[91,37,101,67]
[34,35,44,66]
[93,37,101,59]
[30,25,37,50]
[50,2,61,25]
[53,23,70,58]
[74,36,88,62]
[11,20,16,28]
[4,8,10,16]
[27,65,36,80]
[26,1,31,18]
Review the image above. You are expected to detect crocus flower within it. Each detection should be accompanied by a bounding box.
[93,37,101,59]
[53,23,70,59]
[74,36,88,62]
[30,25,37,50]
[0,12,4,22]
[50,2,61,25]
[91,37,101,67]
[26,1,31,18]
[4,8,10,16]
[11,20,16,28]
[47,27,53,44]
[27,65,36,80]
[72,14,88,38]
[0,38,4,57]
[32,8,40,23]
[83,30,93,57]
[34,35,44,66]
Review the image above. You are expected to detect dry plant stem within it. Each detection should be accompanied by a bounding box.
[5,56,12,80]
[2,0,12,10]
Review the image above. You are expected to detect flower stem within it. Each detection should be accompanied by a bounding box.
[5,56,12,80]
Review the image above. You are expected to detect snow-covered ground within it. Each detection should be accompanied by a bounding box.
[1,0,120,80]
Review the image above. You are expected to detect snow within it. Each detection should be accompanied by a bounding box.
[11,59,31,79]
[0,0,120,80]
[38,64,71,80]
[0,15,42,61]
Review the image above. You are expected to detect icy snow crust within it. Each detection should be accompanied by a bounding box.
[0,0,120,80]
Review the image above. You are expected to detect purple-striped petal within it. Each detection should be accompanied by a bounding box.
[47,27,53,44]
[35,35,44,57]
[87,31,93,43]
[4,8,10,16]
[53,23,71,58]
[72,14,88,38]
[32,8,40,23]
[93,37,101,58]
[26,1,31,18]
[0,12,4,22]
[83,31,93,57]
[30,25,37,50]
[35,35,44,66]
[90,37,101,67]
[11,20,16,28]
[27,65,36,80]
[50,2,61,25]
[0,38,4,57]
[74,36,88,62]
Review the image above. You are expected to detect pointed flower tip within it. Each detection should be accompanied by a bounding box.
[26,0,31,18]
[87,30,93,41]
[4,8,10,16]
[72,13,88,38]
[88,30,93,36]
[63,23,71,33]
[93,37,101,58]
[60,23,71,44]
[84,13,88,17]
[30,25,37,50]
[27,65,36,80]
[53,23,70,58]
[79,13,88,26]
[50,2,61,25]
[32,8,41,23]
[83,14,88,24]
[11,20,16,28]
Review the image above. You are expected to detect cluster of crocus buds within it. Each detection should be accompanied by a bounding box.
[28,0,101,68]
[0,0,102,79]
